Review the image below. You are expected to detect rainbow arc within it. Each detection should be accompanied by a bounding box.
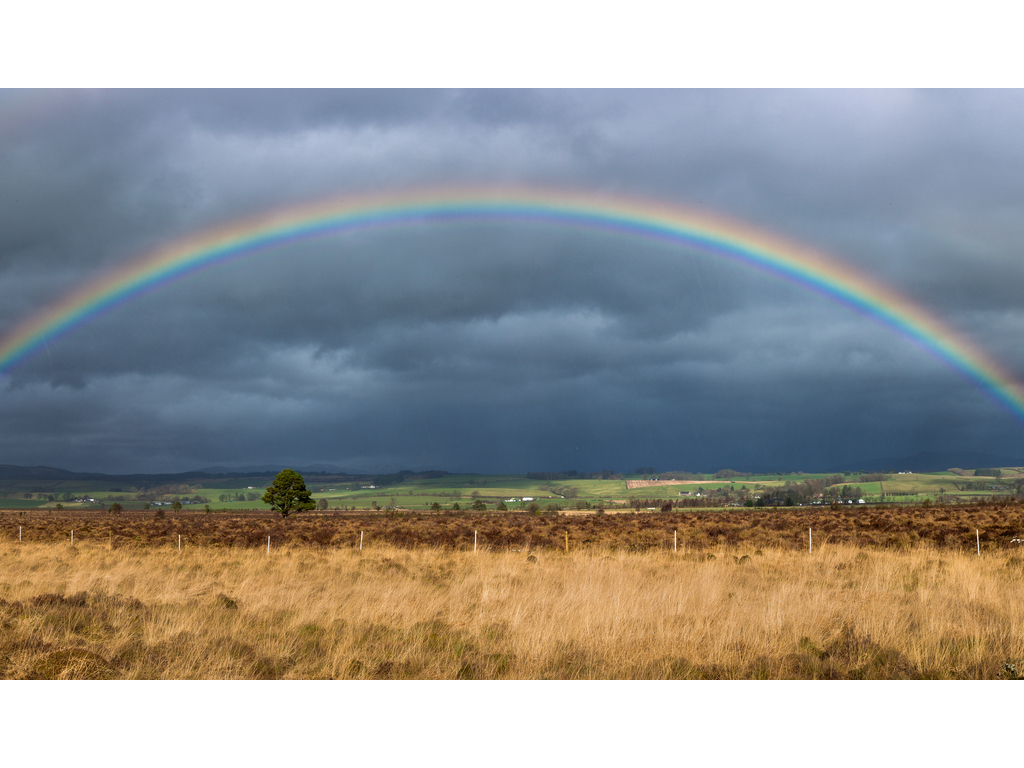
[2,186,1022,422]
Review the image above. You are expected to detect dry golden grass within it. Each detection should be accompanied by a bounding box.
[2,538,1023,679]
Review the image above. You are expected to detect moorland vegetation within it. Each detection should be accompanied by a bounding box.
[1,533,1022,680]
[1,500,1024,679]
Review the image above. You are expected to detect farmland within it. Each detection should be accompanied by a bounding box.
[6,466,1024,513]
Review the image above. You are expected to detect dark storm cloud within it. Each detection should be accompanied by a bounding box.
[3,89,1024,473]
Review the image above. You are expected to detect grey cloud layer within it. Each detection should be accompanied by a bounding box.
[2,89,1024,473]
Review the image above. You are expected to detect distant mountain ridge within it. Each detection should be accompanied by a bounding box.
[195,464,353,475]
[2,451,1022,487]
[0,463,360,491]
[0,463,453,492]
[826,451,1024,474]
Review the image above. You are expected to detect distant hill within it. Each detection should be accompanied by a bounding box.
[0,463,452,493]
[827,451,1024,474]
[2,452,1023,490]
[195,464,353,475]
[0,464,82,480]
[0,463,358,493]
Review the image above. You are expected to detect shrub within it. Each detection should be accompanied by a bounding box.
[998,660,1022,680]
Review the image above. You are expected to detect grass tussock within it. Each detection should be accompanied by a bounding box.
[0,540,1022,679]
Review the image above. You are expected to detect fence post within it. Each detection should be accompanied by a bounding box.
[977,529,981,556]
[809,528,812,554]
[474,530,477,553]
[674,530,677,552]
[360,531,363,551]
[267,535,270,555]
[178,534,181,552]
[71,530,74,546]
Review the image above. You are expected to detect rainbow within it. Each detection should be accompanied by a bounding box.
[2,185,1023,421]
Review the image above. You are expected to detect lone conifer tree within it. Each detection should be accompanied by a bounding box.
[263,468,316,517]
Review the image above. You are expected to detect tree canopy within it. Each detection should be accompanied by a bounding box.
[263,469,316,517]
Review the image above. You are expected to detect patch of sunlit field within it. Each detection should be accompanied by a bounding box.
[1,538,1023,679]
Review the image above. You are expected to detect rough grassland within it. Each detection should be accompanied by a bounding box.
[2,530,1023,679]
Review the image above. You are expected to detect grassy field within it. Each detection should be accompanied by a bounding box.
[8,467,1023,512]
[2,537,1023,680]
[2,503,1024,679]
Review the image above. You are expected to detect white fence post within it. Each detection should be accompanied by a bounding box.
[474,530,477,553]
[360,531,363,551]
[809,528,812,554]
[977,529,981,556]
[267,535,270,555]
[674,530,677,552]
[71,530,74,546]
[178,534,181,552]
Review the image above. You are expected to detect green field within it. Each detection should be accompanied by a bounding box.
[4,466,1023,512]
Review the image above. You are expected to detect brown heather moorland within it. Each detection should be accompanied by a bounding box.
[1,503,1023,679]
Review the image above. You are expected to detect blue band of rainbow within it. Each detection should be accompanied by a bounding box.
[2,186,1022,423]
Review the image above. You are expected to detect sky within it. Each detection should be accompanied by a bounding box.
[2,88,1024,475]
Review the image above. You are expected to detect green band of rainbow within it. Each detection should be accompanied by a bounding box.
[3,185,1023,422]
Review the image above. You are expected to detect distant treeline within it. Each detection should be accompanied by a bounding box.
[370,470,450,487]
[540,483,580,499]
[527,470,620,481]
[974,468,1003,477]
[951,481,1016,492]
[527,467,896,486]
[949,468,1003,477]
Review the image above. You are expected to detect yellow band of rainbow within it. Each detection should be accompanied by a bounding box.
[2,185,1022,422]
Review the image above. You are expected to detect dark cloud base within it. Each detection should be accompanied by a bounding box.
[3,90,1024,474]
